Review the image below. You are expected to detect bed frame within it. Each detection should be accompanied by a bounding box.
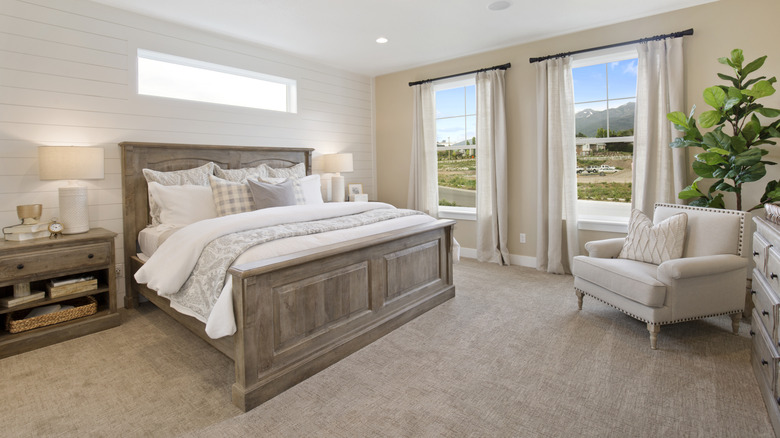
[119,141,456,411]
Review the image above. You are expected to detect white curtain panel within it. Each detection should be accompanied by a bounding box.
[633,37,686,215]
[407,83,439,216]
[476,69,510,265]
[535,57,579,274]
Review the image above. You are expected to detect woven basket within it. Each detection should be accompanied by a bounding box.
[5,296,97,334]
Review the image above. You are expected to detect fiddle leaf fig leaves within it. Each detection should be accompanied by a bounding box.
[669,50,780,211]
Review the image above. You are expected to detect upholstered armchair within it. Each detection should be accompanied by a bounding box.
[572,203,750,349]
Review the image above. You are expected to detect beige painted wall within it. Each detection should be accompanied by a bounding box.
[375,0,780,259]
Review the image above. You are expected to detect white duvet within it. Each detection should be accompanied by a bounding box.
[135,202,453,339]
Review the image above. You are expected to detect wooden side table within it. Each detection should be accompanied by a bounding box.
[0,228,120,358]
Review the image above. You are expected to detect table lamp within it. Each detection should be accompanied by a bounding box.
[38,146,104,234]
[323,153,353,202]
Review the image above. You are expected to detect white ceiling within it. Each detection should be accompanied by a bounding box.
[88,0,717,77]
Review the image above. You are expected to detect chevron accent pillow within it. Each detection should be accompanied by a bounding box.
[618,209,687,265]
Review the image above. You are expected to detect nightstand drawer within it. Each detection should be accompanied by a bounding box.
[754,268,780,346]
[0,242,111,282]
[753,308,780,394]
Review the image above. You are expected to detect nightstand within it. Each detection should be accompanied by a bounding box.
[0,228,120,358]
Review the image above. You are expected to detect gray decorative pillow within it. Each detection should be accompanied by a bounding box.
[267,163,306,179]
[247,179,297,209]
[143,162,214,225]
[213,163,269,183]
[618,209,687,265]
[208,175,255,216]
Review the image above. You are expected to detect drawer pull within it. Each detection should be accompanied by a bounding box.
[16,263,24,270]
[87,253,94,259]
[750,330,755,336]
[754,251,760,256]
[777,397,780,406]
[762,359,769,366]
[763,310,770,316]
[772,273,778,280]
[752,290,757,295]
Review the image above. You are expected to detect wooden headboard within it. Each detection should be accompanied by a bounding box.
[119,141,314,303]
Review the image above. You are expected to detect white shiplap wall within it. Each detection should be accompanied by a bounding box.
[0,0,376,304]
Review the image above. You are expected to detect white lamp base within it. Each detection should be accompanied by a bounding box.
[332,174,345,202]
[59,186,90,234]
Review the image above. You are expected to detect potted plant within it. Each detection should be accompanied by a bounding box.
[667,49,780,211]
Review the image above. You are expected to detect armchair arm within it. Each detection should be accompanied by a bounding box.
[657,254,747,281]
[584,238,625,259]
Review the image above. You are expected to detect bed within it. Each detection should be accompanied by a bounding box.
[119,141,456,411]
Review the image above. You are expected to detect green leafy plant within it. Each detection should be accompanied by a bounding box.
[667,49,780,211]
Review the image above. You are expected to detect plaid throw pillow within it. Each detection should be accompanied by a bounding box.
[208,175,255,216]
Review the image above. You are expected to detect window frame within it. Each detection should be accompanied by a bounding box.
[572,46,638,232]
[136,49,298,113]
[434,76,477,221]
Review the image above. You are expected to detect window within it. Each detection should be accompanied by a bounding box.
[572,49,637,231]
[137,49,297,113]
[435,77,476,217]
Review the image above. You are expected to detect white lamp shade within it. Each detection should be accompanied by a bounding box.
[323,153,353,173]
[39,146,105,180]
[38,146,105,234]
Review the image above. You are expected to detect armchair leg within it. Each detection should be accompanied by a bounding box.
[575,290,583,310]
[647,323,660,350]
[729,313,740,334]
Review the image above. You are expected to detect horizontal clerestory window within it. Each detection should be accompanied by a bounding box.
[137,49,297,113]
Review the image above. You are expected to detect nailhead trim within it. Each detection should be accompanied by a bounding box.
[574,287,742,326]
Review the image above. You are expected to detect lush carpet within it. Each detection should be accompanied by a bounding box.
[1,259,772,437]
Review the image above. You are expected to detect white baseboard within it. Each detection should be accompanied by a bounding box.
[459,247,536,268]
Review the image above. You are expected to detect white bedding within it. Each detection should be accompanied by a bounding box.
[138,224,182,259]
[135,202,456,339]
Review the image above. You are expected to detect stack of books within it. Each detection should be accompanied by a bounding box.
[2,222,51,241]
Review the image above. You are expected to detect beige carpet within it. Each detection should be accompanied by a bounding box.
[0,259,772,437]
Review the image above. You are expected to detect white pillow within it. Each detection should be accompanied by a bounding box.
[618,209,687,265]
[146,182,217,226]
[143,162,214,225]
[297,174,323,205]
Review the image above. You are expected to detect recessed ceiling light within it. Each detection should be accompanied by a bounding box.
[376,37,388,44]
[488,1,511,11]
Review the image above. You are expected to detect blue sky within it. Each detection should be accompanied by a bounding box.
[435,85,475,144]
[573,58,637,112]
[433,59,638,144]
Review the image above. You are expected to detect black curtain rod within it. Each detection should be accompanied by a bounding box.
[528,28,693,64]
[408,63,511,87]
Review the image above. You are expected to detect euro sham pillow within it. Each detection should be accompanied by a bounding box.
[146,182,217,226]
[208,175,256,217]
[267,162,306,179]
[213,163,269,183]
[247,179,297,209]
[618,209,687,265]
[143,162,214,225]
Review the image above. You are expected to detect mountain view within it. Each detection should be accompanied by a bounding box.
[575,101,635,137]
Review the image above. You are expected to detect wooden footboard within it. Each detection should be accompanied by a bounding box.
[229,219,455,411]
